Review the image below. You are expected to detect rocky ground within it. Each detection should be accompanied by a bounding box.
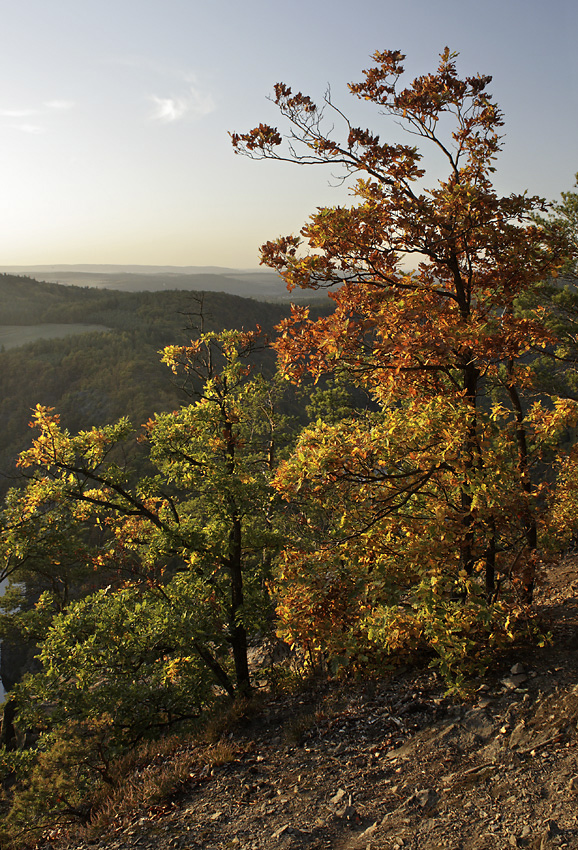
[35,557,578,850]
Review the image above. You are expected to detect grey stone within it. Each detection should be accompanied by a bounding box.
[501,674,528,689]
[415,788,438,808]
[329,788,347,807]
[432,720,482,752]
[462,707,495,740]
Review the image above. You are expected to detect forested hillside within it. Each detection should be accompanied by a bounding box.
[0,268,297,301]
[0,275,295,486]
[0,273,289,328]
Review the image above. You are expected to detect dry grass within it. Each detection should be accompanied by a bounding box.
[84,737,197,833]
[2,693,275,847]
[201,695,257,744]
[82,703,251,836]
[206,740,237,767]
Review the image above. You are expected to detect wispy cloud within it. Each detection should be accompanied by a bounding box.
[105,55,215,124]
[149,80,215,123]
[0,99,75,133]
[15,123,44,135]
[150,95,189,123]
[0,108,38,118]
[44,100,75,111]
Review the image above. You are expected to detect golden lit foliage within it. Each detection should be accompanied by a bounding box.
[234,48,576,683]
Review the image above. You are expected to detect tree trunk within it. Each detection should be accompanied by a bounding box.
[460,358,480,577]
[507,378,537,603]
[223,417,251,696]
[485,517,496,599]
[228,512,251,695]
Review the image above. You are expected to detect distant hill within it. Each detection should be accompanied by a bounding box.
[0,275,335,490]
[0,263,257,275]
[0,273,294,326]
[0,274,315,488]
[0,264,316,301]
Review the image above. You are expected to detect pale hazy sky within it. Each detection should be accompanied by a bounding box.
[0,0,576,268]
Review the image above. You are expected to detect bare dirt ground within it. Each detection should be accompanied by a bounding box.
[36,557,578,850]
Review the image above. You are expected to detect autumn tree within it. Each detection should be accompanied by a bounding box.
[0,329,284,738]
[0,327,301,833]
[232,49,574,679]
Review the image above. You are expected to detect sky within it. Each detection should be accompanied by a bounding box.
[0,0,576,269]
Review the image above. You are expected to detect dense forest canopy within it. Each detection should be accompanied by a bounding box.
[0,273,290,328]
[0,276,300,489]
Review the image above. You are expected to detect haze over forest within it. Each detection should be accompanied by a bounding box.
[0,265,296,300]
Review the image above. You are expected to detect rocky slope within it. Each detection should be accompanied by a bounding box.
[34,558,578,850]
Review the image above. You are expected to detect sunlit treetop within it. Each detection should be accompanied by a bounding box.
[232,48,570,399]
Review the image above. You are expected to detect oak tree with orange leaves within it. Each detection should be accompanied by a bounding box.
[233,49,574,681]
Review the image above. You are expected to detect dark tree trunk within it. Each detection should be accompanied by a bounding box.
[223,418,251,696]
[485,517,496,599]
[228,511,251,695]
[0,698,17,751]
[193,642,235,698]
[507,379,537,603]
[460,358,480,577]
